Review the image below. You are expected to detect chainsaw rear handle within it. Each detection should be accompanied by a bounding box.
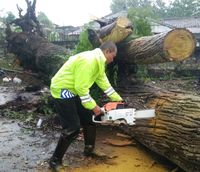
[92,115,103,124]
[92,107,105,124]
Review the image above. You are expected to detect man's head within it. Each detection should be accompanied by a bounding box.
[100,41,117,64]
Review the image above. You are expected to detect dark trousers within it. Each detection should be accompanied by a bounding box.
[50,96,97,166]
[53,96,95,132]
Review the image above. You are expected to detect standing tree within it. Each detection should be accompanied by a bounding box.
[111,0,153,13]
[110,0,129,12]
[111,0,200,18]
[5,12,16,24]
[37,12,53,29]
[165,0,200,17]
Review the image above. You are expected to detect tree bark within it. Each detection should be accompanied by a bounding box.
[119,83,200,172]
[118,28,196,64]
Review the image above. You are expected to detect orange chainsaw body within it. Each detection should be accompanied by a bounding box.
[103,102,125,111]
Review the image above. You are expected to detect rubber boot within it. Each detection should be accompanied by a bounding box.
[83,125,106,158]
[49,130,79,171]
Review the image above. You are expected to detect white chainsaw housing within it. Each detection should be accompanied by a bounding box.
[93,108,155,125]
[102,108,136,125]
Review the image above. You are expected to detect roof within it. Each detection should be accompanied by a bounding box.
[160,17,200,28]
[152,17,200,36]
[102,10,127,20]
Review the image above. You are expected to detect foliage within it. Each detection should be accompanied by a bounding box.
[37,12,54,28]
[164,0,200,17]
[0,28,6,44]
[152,0,200,18]
[136,64,150,82]
[1,92,55,125]
[0,12,14,44]
[72,26,94,55]
[111,0,129,13]
[106,62,119,87]
[111,0,152,13]
[38,93,55,116]
[111,0,200,18]
[152,0,171,18]
[2,109,37,124]
[128,7,153,36]
[48,31,60,41]
[4,11,16,23]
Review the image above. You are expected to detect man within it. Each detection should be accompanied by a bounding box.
[49,41,123,170]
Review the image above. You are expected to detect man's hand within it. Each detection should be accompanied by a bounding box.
[92,105,103,116]
[122,99,128,106]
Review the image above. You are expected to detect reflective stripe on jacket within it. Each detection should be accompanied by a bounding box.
[50,48,122,110]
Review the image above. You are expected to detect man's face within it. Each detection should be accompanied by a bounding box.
[105,49,117,64]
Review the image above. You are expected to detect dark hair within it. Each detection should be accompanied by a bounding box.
[99,41,117,53]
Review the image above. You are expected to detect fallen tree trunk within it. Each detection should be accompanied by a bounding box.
[5,0,69,80]
[6,31,68,80]
[119,83,200,172]
[118,28,196,64]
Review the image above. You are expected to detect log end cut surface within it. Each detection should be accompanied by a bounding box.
[101,16,133,43]
[163,28,196,62]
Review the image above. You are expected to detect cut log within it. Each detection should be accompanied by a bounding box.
[88,16,133,47]
[119,83,200,172]
[118,28,196,64]
[99,16,133,43]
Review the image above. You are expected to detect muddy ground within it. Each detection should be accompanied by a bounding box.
[0,117,181,172]
[1,58,199,172]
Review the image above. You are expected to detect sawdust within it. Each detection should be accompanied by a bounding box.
[102,138,135,146]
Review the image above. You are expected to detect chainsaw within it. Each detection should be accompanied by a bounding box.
[92,102,155,125]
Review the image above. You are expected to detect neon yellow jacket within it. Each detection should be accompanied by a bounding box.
[50,48,122,110]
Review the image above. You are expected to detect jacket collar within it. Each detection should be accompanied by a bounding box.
[95,48,106,64]
[94,48,106,74]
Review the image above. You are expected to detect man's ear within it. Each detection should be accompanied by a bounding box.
[105,49,110,54]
